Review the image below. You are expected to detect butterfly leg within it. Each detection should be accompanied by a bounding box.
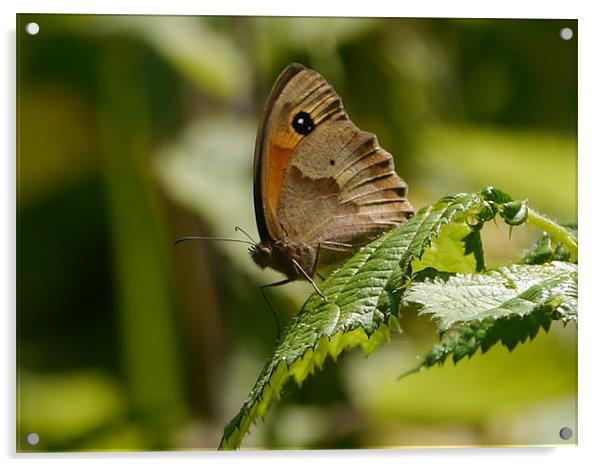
[312,240,358,283]
[291,258,326,299]
[312,241,354,281]
[312,242,324,281]
[260,278,293,341]
[320,240,355,250]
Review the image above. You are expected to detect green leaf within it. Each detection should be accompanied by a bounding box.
[480,186,529,226]
[462,227,486,272]
[403,262,577,370]
[219,192,487,450]
[522,222,577,265]
[481,186,515,205]
[500,200,529,225]
[525,210,578,261]
[411,222,484,274]
[218,187,578,449]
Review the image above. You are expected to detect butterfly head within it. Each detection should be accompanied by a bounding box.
[250,242,273,270]
[251,240,316,281]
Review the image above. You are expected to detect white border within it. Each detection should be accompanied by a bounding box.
[1,0,583,18]
[3,1,600,467]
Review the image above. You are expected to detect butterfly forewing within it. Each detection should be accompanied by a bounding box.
[253,64,346,243]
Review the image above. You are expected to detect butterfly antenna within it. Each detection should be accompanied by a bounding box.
[173,236,255,246]
[234,226,258,245]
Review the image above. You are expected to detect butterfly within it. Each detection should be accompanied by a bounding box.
[250,63,414,294]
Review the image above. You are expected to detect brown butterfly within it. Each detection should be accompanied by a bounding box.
[250,63,414,294]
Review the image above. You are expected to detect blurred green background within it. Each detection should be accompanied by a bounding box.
[16,15,577,451]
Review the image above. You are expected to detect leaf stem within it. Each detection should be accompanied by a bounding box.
[527,208,578,260]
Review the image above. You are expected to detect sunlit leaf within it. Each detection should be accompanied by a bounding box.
[219,191,493,450]
[522,222,577,265]
[403,262,577,368]
[218,187,577,450]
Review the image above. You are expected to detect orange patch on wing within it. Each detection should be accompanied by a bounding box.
[265,141,295,217]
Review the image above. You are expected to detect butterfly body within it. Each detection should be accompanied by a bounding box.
[251,239,315,280]
[252,63,413,282]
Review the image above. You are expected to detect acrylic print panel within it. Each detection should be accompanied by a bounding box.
[16,14,577,451]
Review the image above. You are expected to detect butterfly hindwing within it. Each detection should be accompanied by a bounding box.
[278,120,413,251]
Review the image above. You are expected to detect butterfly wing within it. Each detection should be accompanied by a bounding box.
[277,120,413,254]
[253,63,346,243]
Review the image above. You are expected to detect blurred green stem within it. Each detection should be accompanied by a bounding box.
[97,41,185,447]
